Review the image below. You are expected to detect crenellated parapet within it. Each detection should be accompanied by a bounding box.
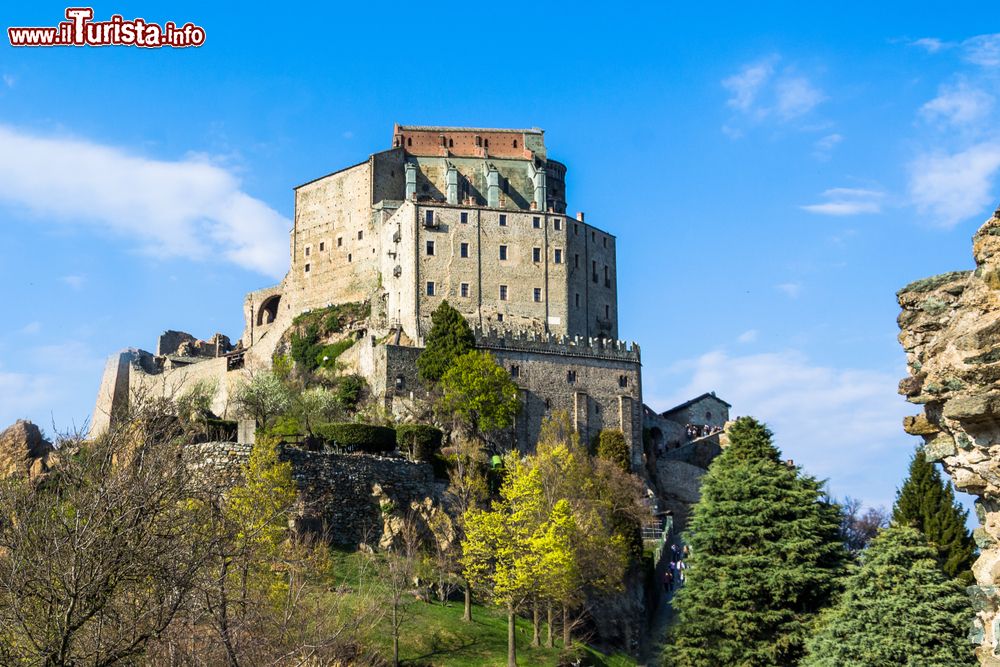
[471,326,640,362]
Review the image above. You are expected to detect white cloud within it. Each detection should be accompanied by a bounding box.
[0,125,289,278]
[911,37,951,54]
[61,274,85,290]
[655,349,911,507]
[723,56,778,112]
[909,143,1000,227]
[737,329,758,343]
[775,282,803,298]
[813,133,843,159]
[2,74,14,89]
[801,188,884,216]
[721,56,825,133]
[774,76,825,119]
[19,321,41,335]
[920,81,994,126]
[963,34,1000,67]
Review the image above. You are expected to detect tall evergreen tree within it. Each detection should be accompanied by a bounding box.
[893,449,976,583]
[416,300,475,382]
[665,417,847,667]
[803,525,976,667]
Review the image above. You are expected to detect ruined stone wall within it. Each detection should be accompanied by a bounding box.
[188,441,437,547]
[897,210,1000,665]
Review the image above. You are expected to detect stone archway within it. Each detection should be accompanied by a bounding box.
[257,294,281,326]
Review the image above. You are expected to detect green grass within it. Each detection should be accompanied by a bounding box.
[325,549,637,667]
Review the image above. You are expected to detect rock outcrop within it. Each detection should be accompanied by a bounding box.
[897,208,1000,665]
[0,420,54,478]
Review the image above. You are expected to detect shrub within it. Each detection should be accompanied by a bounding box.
[396,424,443,461]
[290,323,323,370]
[315,423,396,454]
[335,374,366,408]
[259,414,301,440]
[596,429,629,472]
[316,339,355,369]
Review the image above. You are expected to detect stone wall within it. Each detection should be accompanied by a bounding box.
[896,209,1000,666]
[186,442,438,547]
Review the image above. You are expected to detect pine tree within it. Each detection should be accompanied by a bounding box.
[893,449,976,583]
[416,300,475,382]
[803,525,976,667]
[665,417,847,667]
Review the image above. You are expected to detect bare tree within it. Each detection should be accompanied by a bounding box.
[839,496,890,555]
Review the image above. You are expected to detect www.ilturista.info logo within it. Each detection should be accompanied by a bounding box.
[8,8,205,48]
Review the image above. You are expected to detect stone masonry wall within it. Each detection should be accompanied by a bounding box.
[897,209,1000,665]
[187,441,438,547]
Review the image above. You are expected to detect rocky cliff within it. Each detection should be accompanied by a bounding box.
[897,208,1000,665]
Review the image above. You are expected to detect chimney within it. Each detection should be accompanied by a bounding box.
[576,211,585,222]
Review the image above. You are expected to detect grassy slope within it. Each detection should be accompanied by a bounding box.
[327,550,637,667]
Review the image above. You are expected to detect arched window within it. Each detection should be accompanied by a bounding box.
[407,137,412,147]
[513,139,518,148]
[449,138,454,147]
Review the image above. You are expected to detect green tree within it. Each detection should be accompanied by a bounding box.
[439,350,520,442]
[803,525,976,667]
[462,456,546,667]
[893,448,976,583]
[596,429,630,472]
[232,371,291,431]
[665,416,847,667]
[416,300,475,382]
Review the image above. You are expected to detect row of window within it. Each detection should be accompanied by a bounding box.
[425,210,610,248]
[303,230,363,258]
[425,282,544,302]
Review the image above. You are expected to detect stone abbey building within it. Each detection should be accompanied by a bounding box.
[92,125,726,470]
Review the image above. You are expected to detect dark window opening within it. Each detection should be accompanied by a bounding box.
[499,245,508,260]
[407,137,412,146]
[348,253,352,262]
[567,370,576,383]
[395,375,405,391]
[499,214,507,227]
[554,249,563,264]
[257,294,281,325]
[460,211,468,223]
[304,263,310,272]
[497,313,504,322]
[461,283,469,297]
[426,240,435,256]
[619,375,628,388]
[533,216,541,228]
[319,241,325,251]
[532,247,541,262]
[513,139,518,148]
[357,230,363,240]
[533,288,542,302]
[605,304,610,318]
[426,281,435,296]
[511,365,520,378]
[449,138,454,147]
[460,242,469,258]
[499,285,508,301]
[425,210,434,225]
[305,246,311,256]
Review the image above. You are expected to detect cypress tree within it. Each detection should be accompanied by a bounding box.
[892,449,976,583]
[664,417,846,667]
[416,300,475,383]
[803,525,976,667]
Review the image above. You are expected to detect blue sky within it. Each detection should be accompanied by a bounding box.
[1,2,997,512]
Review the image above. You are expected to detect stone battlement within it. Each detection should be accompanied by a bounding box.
[471,326,640,362]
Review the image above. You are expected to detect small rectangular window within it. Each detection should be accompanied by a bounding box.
[304,263,311,273]
[497,313,504,322]
[460,211,468,224]
[575,254,579,268]
[499,285,508,301]
[575,293,580,307]
[319,241,325,251]
[460,242,469,258]
[426,281,435,296]
[499,214,507,227]
[575,223,579,235]
[592,260,598,282]
[511,365,520,378]
[305,246,311,256]
[425,210,434,225]
[426,240,435,256]
[461,283,469,297]
[603,237,607,248]
[348,253,352,262]
[337,237,343,247]
[358,230,364,240]
[499,245,508,261]
[554,219,562,231]
[533,216,541,229]
[554,249,563,264]
[567,370,576,383]
[619,375,628,388]
[533,288,542,302]
[532,247,541,262]
[605,304,610,318]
